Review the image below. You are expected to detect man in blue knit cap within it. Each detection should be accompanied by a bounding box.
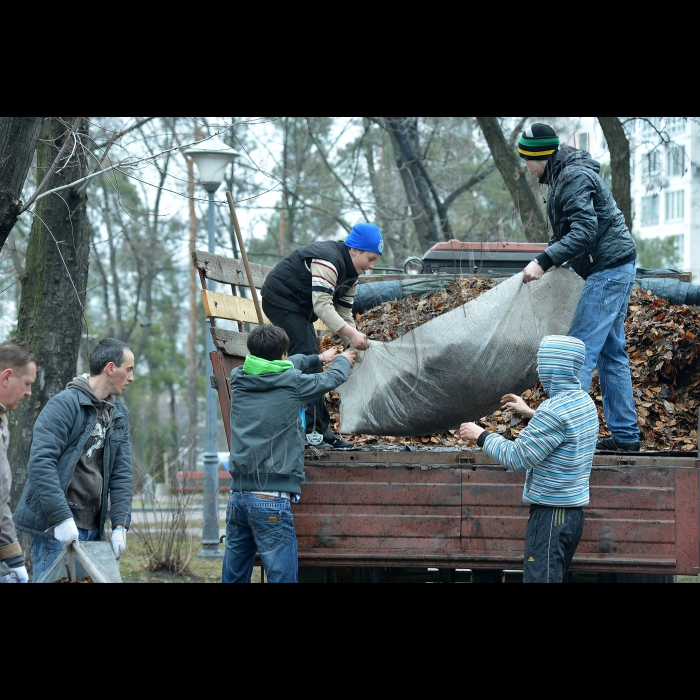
[262,223,384,449]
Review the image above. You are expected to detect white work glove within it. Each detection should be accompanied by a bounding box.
[54,518,80,547]
[10,566,29,583]
[0,573,17,583]
[111,528,127,560]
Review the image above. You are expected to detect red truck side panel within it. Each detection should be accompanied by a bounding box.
[293,463,700,575]
[296,466,461,555]
[676,467,700,576]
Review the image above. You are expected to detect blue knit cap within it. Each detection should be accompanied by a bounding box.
[345,223,384,256]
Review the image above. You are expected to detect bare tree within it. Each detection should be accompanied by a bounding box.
[362,118,499,252]
[476,117,548,243]
[8,118,92,564]
[0,117,43,251]
[381,117,444,249]
[597,117,633,231]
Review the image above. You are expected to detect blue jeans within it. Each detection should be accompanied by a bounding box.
[222,492,298,584]
[31,528,100,582]
[568,261,640,444]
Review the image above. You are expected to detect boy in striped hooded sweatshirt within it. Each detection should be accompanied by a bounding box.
[460,335,599,584]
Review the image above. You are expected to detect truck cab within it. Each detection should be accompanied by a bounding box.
[404,240,548,277]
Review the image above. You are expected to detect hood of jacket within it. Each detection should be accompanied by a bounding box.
[66,375,115,427]
[242,355,294,376]
[540,146,600,186]
[538,335,585,397]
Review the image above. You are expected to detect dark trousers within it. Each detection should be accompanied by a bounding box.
[262,300,331,439]
[523,505,585,584]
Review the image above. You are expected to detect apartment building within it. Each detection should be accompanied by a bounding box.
[631,117,700,281]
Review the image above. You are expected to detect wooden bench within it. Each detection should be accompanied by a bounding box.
[193,249,333,446]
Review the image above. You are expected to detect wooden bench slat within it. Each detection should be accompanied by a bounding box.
[212,328,251,357]
[203,290,271,325]
[192,250,272,289]
[202,290,330,332]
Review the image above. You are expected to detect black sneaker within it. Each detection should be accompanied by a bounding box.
[324,433,355,450]
[596,437,640,452]
[306,432,330,450]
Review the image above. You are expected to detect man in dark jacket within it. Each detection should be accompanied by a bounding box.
[261,223,383,449]
[14,338,135,581]
[520,124,640,452]
[223,324,355,583]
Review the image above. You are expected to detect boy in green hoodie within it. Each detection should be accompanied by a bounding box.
[223,324,355,584]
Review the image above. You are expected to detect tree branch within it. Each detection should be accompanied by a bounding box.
[510,118,529,147]
[19,117,82,213]
[443,163,497,210]
[77,117,157,195]
[305,118,371,223]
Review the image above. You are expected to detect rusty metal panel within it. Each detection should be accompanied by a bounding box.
[462,470,529,563]
[675,468,700,576]
[459,465,694,574]
[295,466,461,554]
[580,468,677,569]
[293,460,700,574]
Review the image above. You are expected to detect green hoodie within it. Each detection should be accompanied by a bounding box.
[229,354,351,495]
[242,355,294,376]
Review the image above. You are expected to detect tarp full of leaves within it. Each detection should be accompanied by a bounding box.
[336,268,585,437]
[325,285,699,452]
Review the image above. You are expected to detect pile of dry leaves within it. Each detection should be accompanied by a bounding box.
[324,282,699,453]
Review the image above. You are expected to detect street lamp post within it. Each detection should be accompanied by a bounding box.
[184,137,239,558]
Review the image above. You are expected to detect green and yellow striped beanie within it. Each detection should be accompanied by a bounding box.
[519,123,560,161]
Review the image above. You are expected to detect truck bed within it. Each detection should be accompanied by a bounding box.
[294,450,700,576]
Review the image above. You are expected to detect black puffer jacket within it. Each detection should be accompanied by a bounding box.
[538,147,637,280]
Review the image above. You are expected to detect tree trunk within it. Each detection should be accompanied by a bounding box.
[0,117,43,251]
[187,140,199,449]
[597,117,633,231]
[383,117,442,251]
[8,118,92,566]
[476,117,548,243]
[362,119,398,263]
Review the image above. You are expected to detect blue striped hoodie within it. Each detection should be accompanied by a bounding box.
[481,335,599,508]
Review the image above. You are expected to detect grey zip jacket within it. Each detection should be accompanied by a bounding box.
[13,382,132,538]
[229,354,351,496]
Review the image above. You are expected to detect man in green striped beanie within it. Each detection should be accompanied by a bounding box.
[518,124,561,178]
[519,123,640,454]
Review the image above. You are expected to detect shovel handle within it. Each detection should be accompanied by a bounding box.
[225,192,266,326]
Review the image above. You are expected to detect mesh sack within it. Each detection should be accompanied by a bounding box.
[339,268,585,436]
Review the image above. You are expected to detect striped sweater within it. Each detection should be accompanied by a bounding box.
[261,241,358,334]
[310,259,357,334]
[481,335,599,508]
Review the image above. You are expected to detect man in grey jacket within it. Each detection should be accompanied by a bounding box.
[520,124,640,452]
[223,324,355,584]
[14,338,135,581]
[0,341,37,584]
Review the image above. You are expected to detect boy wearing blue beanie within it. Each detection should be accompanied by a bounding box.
[261,223,384,449]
